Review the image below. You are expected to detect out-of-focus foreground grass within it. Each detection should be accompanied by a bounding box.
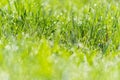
[0,0,120,80]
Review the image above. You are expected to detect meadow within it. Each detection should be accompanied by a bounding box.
[0,0,120,80]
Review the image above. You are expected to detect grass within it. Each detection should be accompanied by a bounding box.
[0,0,120,80]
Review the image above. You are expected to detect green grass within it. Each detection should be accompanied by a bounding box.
[0,0,120,80]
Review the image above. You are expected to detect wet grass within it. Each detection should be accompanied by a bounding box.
[0,0,120,80]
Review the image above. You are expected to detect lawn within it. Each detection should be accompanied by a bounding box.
[0,0,120,80]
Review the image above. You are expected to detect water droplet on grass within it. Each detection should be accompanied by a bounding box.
[94,4,97,7]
